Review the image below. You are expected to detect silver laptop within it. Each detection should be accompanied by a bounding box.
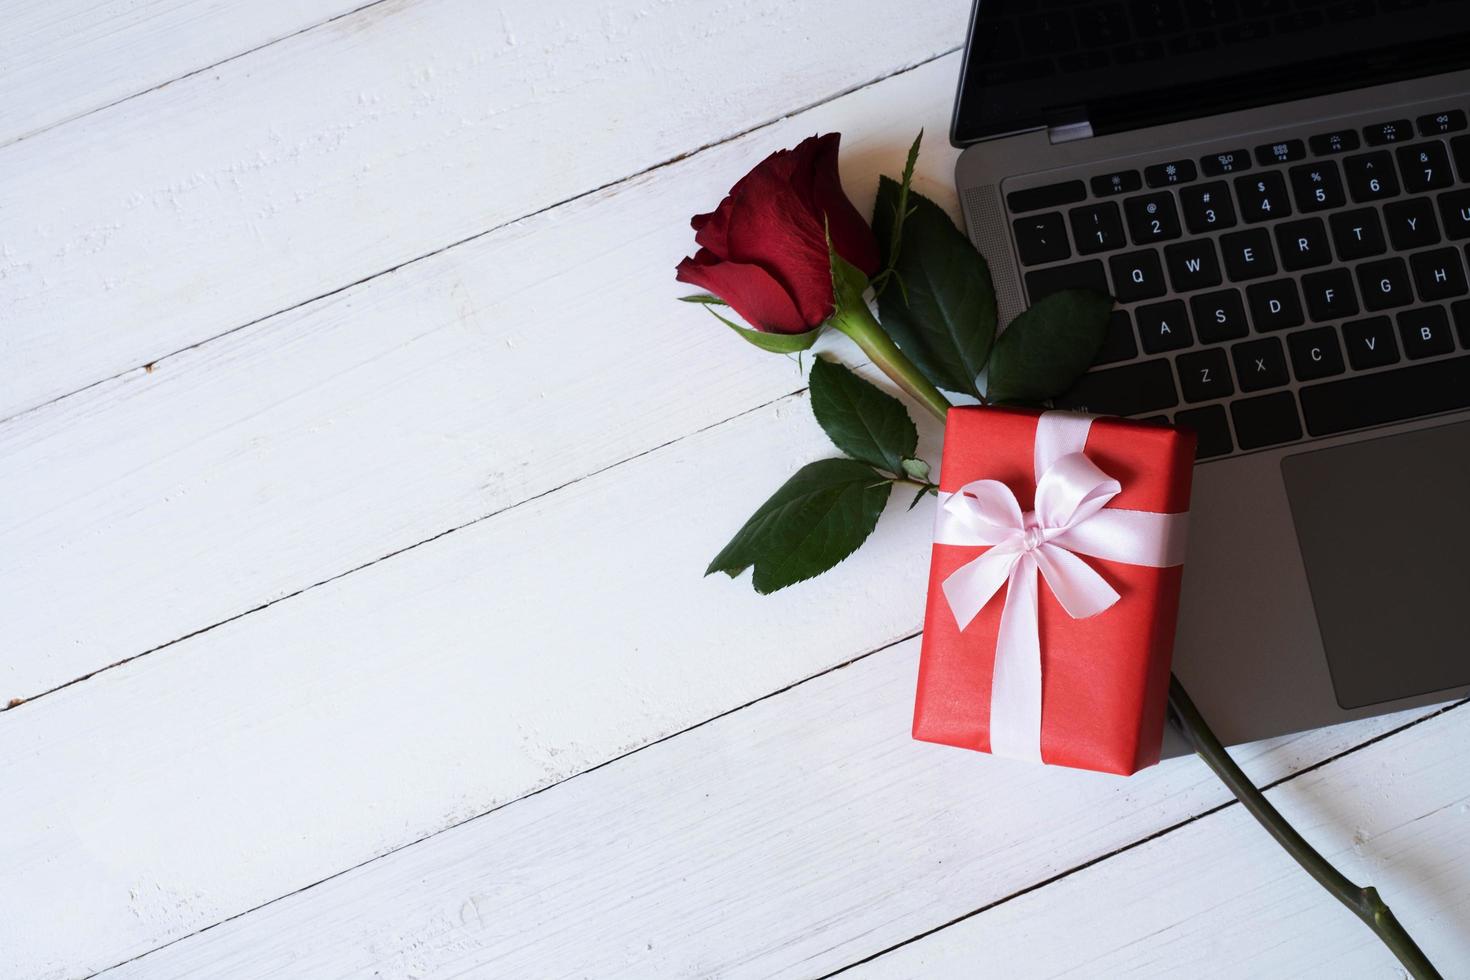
[951,1,1470,748]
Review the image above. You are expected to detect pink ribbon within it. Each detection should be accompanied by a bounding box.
[932,412,1188,763]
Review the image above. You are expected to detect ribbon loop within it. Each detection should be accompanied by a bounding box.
[931,413,1188,764]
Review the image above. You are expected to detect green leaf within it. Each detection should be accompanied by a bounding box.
[872,179,997,400]
[873,130,922,297]
[900,457,930,482]
[705,305,819,354]
[705,459,892,594]
[986,289,1114,405]
[808,357,917,475]
[679,293,728,305]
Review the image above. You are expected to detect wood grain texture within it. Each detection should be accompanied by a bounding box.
[94,639,1446,980]
[857,704,1470,978]
[0,55,962,704]
[0,386,938,978]
[0,0,965,419]
[0,0,366,146]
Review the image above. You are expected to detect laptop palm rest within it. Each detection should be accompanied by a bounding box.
[1282,421,1470,710]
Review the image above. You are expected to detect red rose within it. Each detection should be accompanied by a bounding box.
[676,133,880,335]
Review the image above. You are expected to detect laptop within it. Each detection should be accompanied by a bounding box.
[951,0,1470,750]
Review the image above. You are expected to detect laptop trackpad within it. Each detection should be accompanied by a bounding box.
[1282,421,1470,710]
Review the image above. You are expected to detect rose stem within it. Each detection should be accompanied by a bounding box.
[829,302,953,423]
[1167,677,1442,979]
[848,325,1442,977]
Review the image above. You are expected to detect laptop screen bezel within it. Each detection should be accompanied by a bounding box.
[951,1,1470,147]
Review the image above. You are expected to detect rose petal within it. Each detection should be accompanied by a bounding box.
[675,250,809,334]
[809,133,881,275]
[722,174,833,327]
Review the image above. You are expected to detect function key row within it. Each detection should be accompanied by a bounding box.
[1312,112,1466,154]
[1007,119,1468,216]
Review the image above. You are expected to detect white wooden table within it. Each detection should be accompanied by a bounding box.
[2,2,1467,977]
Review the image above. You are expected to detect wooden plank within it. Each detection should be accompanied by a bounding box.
[0,0,965,418]
[856,704,1470,978]
[0,384,939,978]
[0,0,365,146]
[0,55,962,704]
[91,638,1443,979]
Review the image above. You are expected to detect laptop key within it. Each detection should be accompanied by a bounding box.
[1301,268,1359,322]
[1410,248,1469,301]
[1309,129,1360,155]
[1417,110,1467,137]
[1191,288,1249,342]
[1342,316,1400,370]
[1053,360,1179,416]
[1232,336,1289,391]
[1356,257,1413,311]
[1288,161,1345,213]
[1179,182,1237,233]
[1108,250,1167,303]
[1070,202,1126,255]
[1230,392,1302,450]
[1299,354,1470,436]
[1344,151,1400,203]
[1455,300,1470,347]
[1246,278,1304,332]
[1221,228,1277,281]
[1255,139,1306,166]
[1092,170,1143,197]
[1094,310,1138,365]
[1201,149,1250,176]
[1235,171,1291,223]
[1363,118,1414,146]
[1013,213,1072,266]
[1174,404,1233,459]
[1163,239,1222,292]
[1396,142,1455,194]
[1397,307,1455,359]
[1439,188,1470,241]
[1025,260,1108,301]
[1144,160,1197,188]
[1329,208,1386,260]
[1124,192,1182,244]
[1454,136,1470,183]
[1007,180,1086,214]
[1274,218,1331,271]
[1177,348,1234,402]
[1287,326,1346,381]
[1383,198,1441,251]
[1136,300,1193,354]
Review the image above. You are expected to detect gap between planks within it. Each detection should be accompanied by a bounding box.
[0,0,393,151]
[822,698,1470,978]
[91,629,925,977]
[89,641,1461,978]
[2,47,964,705]
[0,0,964,423]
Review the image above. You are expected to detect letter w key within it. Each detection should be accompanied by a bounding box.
[1165,240,1223,292]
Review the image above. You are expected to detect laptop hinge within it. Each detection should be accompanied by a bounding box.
[1048,118,1094,144]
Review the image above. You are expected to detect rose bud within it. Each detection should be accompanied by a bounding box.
[675,133,880,336]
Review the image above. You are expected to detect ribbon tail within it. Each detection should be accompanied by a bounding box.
[988,553,1043,764]
[941,544,1020,631]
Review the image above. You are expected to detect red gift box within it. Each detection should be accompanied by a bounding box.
[912,407,1197,776]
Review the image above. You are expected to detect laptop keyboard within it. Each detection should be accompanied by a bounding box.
[1010,106,1470,459]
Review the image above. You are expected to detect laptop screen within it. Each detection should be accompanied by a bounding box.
[952,2,1470,146]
